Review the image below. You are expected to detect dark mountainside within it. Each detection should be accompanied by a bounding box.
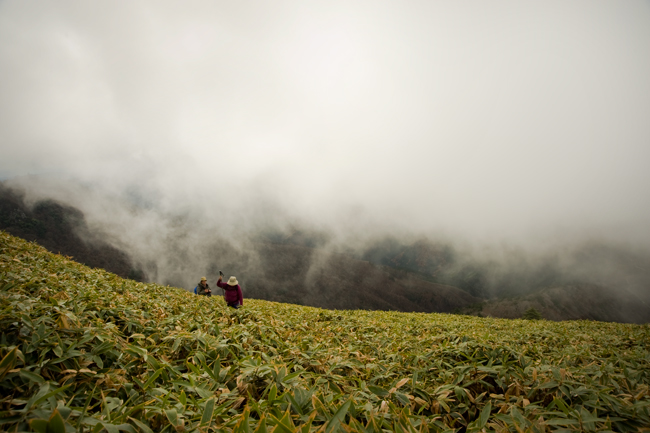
[459,283,650,323]
[358,236,650,323]
[244,242,480,312]
[258,230,650,323]
[360,237,568,299]
[0,185,144,281]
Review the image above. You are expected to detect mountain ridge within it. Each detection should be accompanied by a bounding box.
[1,181,648,323]
[0,184,143,281]
[460,283,650,323]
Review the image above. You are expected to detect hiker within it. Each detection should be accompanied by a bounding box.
[216,275,244,308]
[197,277,212,296]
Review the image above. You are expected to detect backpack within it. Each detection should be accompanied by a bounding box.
[194,286,198,295]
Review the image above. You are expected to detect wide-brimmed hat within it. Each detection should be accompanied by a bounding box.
[227,276,238,286]
[200,277,207,281]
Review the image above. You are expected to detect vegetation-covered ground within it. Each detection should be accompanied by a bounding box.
[1,230,650,432]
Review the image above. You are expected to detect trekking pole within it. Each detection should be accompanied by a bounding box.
[219,270,225,298]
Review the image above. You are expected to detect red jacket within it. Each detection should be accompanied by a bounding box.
[217,280,243,306]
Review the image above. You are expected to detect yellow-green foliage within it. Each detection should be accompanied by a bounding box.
[1,230,649,432]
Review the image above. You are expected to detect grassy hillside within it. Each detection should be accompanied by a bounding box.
[1,230,650,432]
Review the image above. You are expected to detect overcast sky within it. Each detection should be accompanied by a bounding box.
[1,1,649,246]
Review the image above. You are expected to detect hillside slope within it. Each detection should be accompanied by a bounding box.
[461,284,650,324]
[1,230,649,432]
[0,184,143,280]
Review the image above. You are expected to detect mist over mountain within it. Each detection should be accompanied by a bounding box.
[0,183,143,281]
[1,3,649,320]
[2,178,649,323]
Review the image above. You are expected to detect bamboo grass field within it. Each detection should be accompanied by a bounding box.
[1,230,650,432]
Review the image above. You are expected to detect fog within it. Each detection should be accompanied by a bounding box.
[1,2,650,297]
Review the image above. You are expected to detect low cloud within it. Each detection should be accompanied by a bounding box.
[1,1,650,297]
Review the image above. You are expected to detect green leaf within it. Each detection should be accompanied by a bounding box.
[212,360,221,380]
[510,407,528,427]
[29,418,48,433]
[546,418,580,426]
[1,281,17,291]
[53,345,63,357]
[0,347,17,380]
[186,361,202,375]
[47,409,66,433]
[281,370,301,384]
[253,416,268,433]
[550,397,571,415]
[267,384,278,402]
[125,344,147,357]
[268,409,295,433]
[285,393,304,416]
[92,341,115,355]
[232,407,252,433]
[19,369,45,384]
[57,406,72,420]
[194,351,206,366]
[368,385,389,397]
[477,402,491,428]
[275,366,286,384]
[325,399,352,433]
[200,398,216,427]
[29,384,72,410]
[141,368,164,390]
[394,392,410,406]
[96,422,121,433]
[198,357,219,382]
[164,409,179,427]
[128,417,154,433]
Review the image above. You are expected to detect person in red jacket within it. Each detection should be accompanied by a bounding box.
[216,275,244,308]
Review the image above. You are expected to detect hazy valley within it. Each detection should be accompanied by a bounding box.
[2,181,649,324]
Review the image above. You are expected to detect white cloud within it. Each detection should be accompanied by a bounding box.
[1,0,650,246]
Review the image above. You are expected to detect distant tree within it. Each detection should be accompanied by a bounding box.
[522,307,543,320]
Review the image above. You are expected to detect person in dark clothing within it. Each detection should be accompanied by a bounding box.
[216,275,243,308]
[197,277,212,296]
